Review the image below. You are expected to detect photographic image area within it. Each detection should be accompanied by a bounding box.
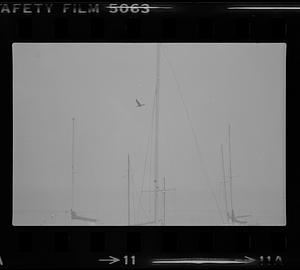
[13,43,286,226]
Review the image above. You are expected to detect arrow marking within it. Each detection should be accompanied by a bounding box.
[98,256,120,265]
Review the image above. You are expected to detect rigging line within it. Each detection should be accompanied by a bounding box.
[147,102,155,220]
[148,132,154,217]
[132,169,143,225]
[161,47,225,224]
[130,163,144,225]
[228,124,234,216]
[221,144,229,221]
[137,94,156,223]
[129,163,136,225]
[148,99,156,214]
[137,98,155,223]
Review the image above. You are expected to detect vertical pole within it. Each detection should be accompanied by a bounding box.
[72,118,75,212]
[128,154,130,226]
[154,43,161,224]
[228,124,234,221]
[163,177,166,225]
[221,144,229,223]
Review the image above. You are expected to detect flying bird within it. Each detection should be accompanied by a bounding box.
[136,99,145,107]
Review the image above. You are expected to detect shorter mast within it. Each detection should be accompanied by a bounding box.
[71,118,75,212]
[225,125,250,225]
[228,124,234,221]
[163,177,166,225]
[70,118,98,224]
[221,144,229,223]
[140,177,175,225]
[128,154,130,226]
[161,177,175,225]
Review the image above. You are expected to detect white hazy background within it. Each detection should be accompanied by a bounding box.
[13,43,286,226]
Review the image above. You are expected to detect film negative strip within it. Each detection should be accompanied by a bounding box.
[0,1,296,269]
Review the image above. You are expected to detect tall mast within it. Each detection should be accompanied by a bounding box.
[221,144,229,223]
[154,43,161,224]
[228,124,234,218]
[128,154,130,225]
[71,118,75,211]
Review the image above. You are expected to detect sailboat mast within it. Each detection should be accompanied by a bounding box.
[221,144,229,223]
[163,177,166,225]
[71,118,75,211]
[154,43,161,224]
[228,124,234,218]
[128,154,130,225]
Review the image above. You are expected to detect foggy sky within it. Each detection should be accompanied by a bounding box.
[13,43,286,225]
